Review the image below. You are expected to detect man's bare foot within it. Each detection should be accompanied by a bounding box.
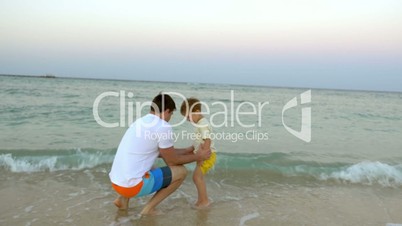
[193,200,211,209]
[114,196,129,210]
[140,208,164,216]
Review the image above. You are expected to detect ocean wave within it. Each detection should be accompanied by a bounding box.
[217,154,402,187]
[319,161,402,187]
[0,149,114,173]
[1,150,401,187]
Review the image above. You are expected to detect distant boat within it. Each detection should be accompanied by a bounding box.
[40,74,56,78]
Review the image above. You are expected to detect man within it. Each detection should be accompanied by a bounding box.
[109,93,211,215]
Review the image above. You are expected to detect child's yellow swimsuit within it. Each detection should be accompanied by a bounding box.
[195,118,217,175]
[200,151,216,174]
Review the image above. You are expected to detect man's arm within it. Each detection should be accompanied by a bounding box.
[175,146,195,155]
[158,146,194,158]
[160,146,210,166]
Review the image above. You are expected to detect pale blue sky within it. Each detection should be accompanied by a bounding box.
[1,0,401,91]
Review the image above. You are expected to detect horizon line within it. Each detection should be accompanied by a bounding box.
[1,73,401,94]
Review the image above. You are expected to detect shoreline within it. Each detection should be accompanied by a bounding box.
[1,169,401,226]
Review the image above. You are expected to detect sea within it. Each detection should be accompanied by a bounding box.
[1,75,402,226]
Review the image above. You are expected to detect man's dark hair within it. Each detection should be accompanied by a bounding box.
[151,93,176,113]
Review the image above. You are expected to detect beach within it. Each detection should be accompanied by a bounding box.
[1,75,402,225]
[1,166,402,225]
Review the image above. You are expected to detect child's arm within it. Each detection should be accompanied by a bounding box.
[202,139,211,150]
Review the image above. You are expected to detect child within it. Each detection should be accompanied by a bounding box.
[181,97,217,208]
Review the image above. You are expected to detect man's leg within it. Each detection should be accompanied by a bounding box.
[114,196,129,210]
[140,165,187,215]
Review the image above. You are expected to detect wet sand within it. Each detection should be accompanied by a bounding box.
[1,168,401,226]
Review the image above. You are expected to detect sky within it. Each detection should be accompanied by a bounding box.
[1,0,401,92]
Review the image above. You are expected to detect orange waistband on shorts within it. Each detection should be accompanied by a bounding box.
[112,181,144,198]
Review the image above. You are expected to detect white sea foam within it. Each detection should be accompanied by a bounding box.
[0,154,61,172]
[320,161,402,187]
[239,212,260,226]
[0,150,113,173]
[2,150,402,189]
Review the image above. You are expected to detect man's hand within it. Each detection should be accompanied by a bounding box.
[196,143,211,161]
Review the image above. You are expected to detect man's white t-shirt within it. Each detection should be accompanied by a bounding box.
[109,114,174,188]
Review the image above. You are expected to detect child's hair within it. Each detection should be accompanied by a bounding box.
[180,97,201,116]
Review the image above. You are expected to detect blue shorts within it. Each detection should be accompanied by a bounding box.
[136,166,172,198]
[112,166,172,198]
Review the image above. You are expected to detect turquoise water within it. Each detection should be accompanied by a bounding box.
[0,77,402,178]
[1,75,402,225]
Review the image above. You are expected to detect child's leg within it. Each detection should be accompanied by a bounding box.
[193,162,210,207]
